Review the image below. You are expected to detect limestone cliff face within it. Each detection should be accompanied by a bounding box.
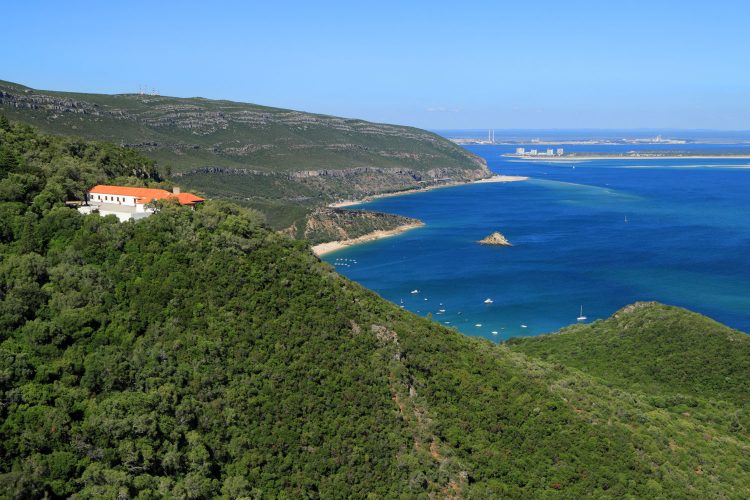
[176,164,489,203]
[304,207,423,245]
[478,232,512,246]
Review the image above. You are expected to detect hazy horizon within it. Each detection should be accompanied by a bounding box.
[3,1,749,130]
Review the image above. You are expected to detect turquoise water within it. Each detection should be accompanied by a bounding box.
[323,145,750,340]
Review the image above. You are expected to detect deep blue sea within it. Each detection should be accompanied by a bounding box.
[323,142,750,341]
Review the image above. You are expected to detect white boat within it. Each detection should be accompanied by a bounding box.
[410,289,419,294]
[491,331,498,335]
[439,309,446,313]
[475,323,482,327]
[577,305,587,321]
[521,324,528,328]
[484,298,493,304]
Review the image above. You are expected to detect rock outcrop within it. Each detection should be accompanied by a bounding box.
[478,231,512,246]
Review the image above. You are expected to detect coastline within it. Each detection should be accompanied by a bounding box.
[312,222,425,256]
[503,154,750,161]
[329,175,528,208]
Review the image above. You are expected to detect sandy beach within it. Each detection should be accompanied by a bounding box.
[312,222,425,256]
[329,175,528,208]
[314,175,525,256]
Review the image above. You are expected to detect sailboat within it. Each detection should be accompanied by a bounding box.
[484,298,493,304]
[624,215,629,223]
[577,305,587,321]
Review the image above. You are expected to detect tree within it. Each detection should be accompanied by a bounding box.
[0,146,18,177]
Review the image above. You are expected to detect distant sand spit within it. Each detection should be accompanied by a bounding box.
[329,175,527,208]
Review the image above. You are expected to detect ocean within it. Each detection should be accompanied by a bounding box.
[322,141,750,340]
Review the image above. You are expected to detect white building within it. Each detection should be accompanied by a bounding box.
[556,148,564,156]
[546,148,554,156]
[78,185,205,221]
[530,149,538,156]
[515,147,525,155]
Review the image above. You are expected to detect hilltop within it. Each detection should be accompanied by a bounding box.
[0,80,489,230]
[2,119,750,497]
[507,301,750,406]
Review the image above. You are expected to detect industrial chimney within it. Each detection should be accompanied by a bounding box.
[172,186,181,195]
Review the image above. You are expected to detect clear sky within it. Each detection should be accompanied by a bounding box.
[3,0,749,129]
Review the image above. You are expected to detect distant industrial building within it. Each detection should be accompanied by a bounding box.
[509,146,564,158]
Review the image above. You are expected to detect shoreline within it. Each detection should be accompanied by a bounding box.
[329,175,528,208]
[312,222,425,256]
[503,154,750,161]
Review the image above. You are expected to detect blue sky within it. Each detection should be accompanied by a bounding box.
[3,0,749,129]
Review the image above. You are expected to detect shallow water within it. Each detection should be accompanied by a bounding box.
[323,144,750,340]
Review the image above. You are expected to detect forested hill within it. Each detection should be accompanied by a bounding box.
[0,80,489,229]
[507,301,750,406]
[2,120,749,497]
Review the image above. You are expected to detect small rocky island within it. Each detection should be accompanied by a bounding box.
[478,231,512,246]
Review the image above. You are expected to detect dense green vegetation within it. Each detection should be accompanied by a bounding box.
[2,119,750,497]
[507,301,750,414]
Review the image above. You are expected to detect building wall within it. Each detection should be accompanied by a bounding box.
[82,189,197,221]
[88,193,140,206]
[85,191,155,219]
[79,206,154,222]
[96,209,134,222]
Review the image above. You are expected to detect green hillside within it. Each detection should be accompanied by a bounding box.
[0,80,489,230]
[2,120,750,497]
[507,302,750,406]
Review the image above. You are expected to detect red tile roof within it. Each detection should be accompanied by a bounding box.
[89,185,205,205]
